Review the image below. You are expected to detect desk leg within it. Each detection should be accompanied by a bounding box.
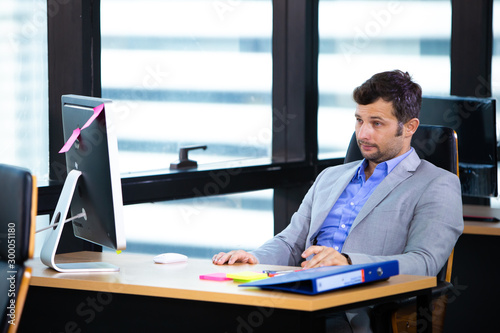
[416,289,432,333]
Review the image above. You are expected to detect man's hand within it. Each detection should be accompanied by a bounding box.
[300,246,349,269]
[212,250,258,265]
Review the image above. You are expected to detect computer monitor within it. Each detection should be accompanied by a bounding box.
[419,95,498,198]
[41,95,126,272]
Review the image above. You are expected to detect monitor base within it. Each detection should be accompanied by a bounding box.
[40,169,120,273]
[49,262,119,273]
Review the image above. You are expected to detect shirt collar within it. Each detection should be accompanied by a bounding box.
[354,147,414,180]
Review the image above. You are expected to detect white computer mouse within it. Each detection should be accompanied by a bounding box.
[153,253,188,264]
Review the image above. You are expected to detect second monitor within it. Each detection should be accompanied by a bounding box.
[420,95,497,198]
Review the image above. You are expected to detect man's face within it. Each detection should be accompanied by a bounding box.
[355,98,408,164]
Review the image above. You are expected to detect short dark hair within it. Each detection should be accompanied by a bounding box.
[352,70,422,125]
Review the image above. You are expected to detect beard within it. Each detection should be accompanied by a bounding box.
[358,141,384,163]
[357,125,404,163]
[358,140,403,164]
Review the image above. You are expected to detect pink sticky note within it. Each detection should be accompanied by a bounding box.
[82,103,104,130]
[59,103,105,154]
[199,273,232,281]
[59,128,81,153]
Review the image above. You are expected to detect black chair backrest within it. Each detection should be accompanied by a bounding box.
[344,125,458,176]
[0,164,35,263]
[0,164,36,332]
[344,125,458,282]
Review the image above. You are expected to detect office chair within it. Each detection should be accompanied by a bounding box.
[343,125,459,333]
[0,164,37,333]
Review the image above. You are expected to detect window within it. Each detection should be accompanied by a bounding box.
[493,0,500,136]
[490,0,500,208]
[41,0,492,258]
[317,0,451,159]
[99,1,275,257]
[0,0,48,180]
[100,0,273,174]
[107,190,274,257]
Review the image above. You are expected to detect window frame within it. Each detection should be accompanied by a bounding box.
[40,0,330,246]
[40,0,495,251]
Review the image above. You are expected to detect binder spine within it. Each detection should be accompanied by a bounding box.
[315,269,365,293]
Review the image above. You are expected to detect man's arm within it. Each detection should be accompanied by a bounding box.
[248,170,329,266]
[211,167,333,266]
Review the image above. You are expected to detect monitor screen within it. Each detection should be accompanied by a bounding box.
[419,95,497,198]
[41,95,126,272]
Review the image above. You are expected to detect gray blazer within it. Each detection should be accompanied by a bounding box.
[251,150,464,276]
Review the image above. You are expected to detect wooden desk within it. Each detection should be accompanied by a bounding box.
[22,252,436,332]
[463,204,500,236]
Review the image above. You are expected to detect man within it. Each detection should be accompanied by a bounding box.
[212,70,463,332]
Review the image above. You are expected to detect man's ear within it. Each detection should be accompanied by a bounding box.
[405,118,420,137]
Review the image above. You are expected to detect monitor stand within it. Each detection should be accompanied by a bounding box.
[40,170,120,273]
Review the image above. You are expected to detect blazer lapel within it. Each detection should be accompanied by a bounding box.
[309,163,359,240]
[349,150,421,231]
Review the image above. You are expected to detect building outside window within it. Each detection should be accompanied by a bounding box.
[101,0,273,174]
[100,0,274,257]
[318,0,451,159]
[0,0,48,180]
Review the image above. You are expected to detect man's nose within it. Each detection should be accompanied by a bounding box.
[357,123,371,140]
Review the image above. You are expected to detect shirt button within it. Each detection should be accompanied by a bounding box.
[341,224,346,228]
[350,202,354,206]
[334,246,339,250]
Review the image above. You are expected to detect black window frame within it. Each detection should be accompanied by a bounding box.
[39,0,494,251]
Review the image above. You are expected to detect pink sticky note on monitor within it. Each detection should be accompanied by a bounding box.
[59,103,105,154]
[58,128,81,153]
[199,273,232,281]
[82,103,104,130]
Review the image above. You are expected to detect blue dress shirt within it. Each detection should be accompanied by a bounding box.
[315,148,414,252]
